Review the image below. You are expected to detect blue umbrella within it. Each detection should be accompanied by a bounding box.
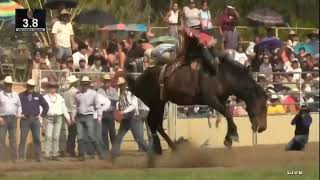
[254,38,283,53]
[293,43,316,55]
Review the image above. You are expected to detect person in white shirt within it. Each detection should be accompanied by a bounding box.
[164,2,181,37]
[74,76,106,161]
[199,1,213,34]
[183,0,201,28]
[52,10,76,62]
[0,76,22,161]
[43,82,70,161]
[91,57,103,73]
[290,60,302,82]
[73,42,89,70]
[111,77,149,159]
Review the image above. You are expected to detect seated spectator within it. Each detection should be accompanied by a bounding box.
[290,60,302,82]
[282,73,298,90]
[267,95,286,114]
[13,44,31,82]
[66,58,75,73]
[287,30,299,47]
[259,54,273,81]
[297,47,306,61]
[91,57,103,72]
[72,42,88,70]
[32,50,44,69]
[78,59,90,72]
[281,88,299,114]
[234,45,248,66]
[116,41,127,70]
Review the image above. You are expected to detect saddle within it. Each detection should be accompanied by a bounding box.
[158,57,200,101]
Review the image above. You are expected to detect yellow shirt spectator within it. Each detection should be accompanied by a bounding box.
[267,104,286,114]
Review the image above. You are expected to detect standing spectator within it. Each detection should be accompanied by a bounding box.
[219,5,240,50]
[287,30,299,47]
[286,106,312,150]
[97,74,118,151]
[164,2,181,37]
[61,75,78,157]
[19,79,49,162]
[183,0,201,28]
[0,76,22,162]
[259,54,273,81]
[43,82,70,161]
[74,76,105,161]
[91,57,103,73]
[199,1,214,35]
[111,77,149,158]
[72,42,89,71]
[52,10,76,63]
[13,44,31,82]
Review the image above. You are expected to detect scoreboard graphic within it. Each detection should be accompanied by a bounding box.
[15,9,46,32]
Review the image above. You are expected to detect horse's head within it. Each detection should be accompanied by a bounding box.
[244,85,268,133]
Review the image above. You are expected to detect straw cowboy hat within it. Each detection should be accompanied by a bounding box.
[103,74,111,80]
[67,75,79,84]
[289,30,297,35]
[26,79,36,86]
[270,94,279,99]
[117,77,126,85]
[3,76,13,84]
[59,9,71,17]
[81,76,90,82]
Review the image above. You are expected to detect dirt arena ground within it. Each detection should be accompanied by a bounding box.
[0,142,318,173]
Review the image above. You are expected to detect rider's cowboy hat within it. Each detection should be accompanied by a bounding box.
[103,74,111,80]
[26,79,36,86]
[3,76,13,84]
[67,75,79,84]
[117,77,126,85]
[270,94,279,99]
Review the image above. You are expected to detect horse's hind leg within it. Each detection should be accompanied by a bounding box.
[157,124,176,151]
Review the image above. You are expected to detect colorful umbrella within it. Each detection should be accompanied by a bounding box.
[247,8,284,25]
[99,23,147,32]
[294,43,316,55]
[0,0,23,21]
[254,38,283,53]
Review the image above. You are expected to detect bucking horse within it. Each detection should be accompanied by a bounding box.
[122,30,268,156]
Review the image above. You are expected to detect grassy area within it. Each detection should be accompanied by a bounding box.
[0,167,318,180]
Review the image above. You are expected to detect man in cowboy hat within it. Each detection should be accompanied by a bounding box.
[0,76,22,162]
[74,76,106,161]
[111,77,148,159]
[61,75,79,157]
[18,79,49,162]
[43,82,70,161]
[52,9,76,63]
[97,74,118,151]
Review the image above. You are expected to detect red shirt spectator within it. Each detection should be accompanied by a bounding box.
[219,6,239,33]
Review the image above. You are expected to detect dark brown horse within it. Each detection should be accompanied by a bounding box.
[123,32,268,154]
[125,57,268,155]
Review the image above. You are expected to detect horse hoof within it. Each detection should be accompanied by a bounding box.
[224,140,233,149]
[230,135,239,142]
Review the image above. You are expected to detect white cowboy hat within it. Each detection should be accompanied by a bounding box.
[270,94,279,99]
[291,87,300,92]
[267,84,274,89]
[27,79,36,86]
[117,77,126,85]
[60,9,71,16]
[67,75,79,84]
[81,76,90,82]
[289,30,297,35]
[103,74,111,80]
[3,76,13,84]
